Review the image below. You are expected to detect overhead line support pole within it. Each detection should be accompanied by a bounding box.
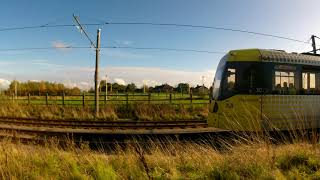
[95,29,101,116]
[73,14,102,116]
[312,35,317,55]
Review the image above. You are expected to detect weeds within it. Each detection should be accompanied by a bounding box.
[0,102,208,121]
[0,136,318,179]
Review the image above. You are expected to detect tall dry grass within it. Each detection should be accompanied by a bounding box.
[0,136,319,179]
[0,102,208,121]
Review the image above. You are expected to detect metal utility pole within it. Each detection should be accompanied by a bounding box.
[73,14,101,116]
[95,29,101,115]
[312,35,317,55]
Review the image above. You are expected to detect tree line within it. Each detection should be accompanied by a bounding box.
[5,80,210,96]
[96,80,210,94]
[5,81,81,96]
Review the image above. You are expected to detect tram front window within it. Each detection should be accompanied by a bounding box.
[227,68,236,90]
[221,67,237,99]
[212,55,228,100]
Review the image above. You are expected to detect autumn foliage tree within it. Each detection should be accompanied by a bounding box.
[6,81,81,96]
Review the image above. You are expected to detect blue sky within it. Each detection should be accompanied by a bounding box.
[0,0,319,89]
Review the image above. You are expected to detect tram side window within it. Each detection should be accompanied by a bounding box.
[302,72,319,94]
[274,71,295,94]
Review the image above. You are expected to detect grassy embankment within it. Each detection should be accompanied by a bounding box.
[0,102,208,121]
[0,137,320,179]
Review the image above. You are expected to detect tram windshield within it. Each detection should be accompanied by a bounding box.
[212,55,227,100]
[212,60,268,100]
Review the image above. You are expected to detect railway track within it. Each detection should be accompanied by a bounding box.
[0,117,230,143]
[0,117,208,129]
[0,116,234,150]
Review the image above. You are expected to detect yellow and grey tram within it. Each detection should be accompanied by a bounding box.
[208,49,320,131]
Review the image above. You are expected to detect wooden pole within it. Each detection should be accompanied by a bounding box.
[46,93,48,105]
[126,93,129,110]
[82,93,85,107]
[62,93,65,106]
[312,35,317,55]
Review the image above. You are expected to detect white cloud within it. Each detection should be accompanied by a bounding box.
[0,59,63,70]
[0,78,10,90]
[114,40,133,46]
[48,66,215,89]
[52,41,71,51]
[80,81,89,86]
[30,59,64,68]
[78,81,91,90]
[0,65,216,90]
[0,61,18,66]
[114,78,126,85]
[63,82,78,88]
[101,66,215,87]
[101,49,152,59]
[62,81,92,90]
[29,80,40,82]
[142,79,159,87]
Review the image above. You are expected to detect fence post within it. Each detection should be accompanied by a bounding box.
[82,93,85,107]
[169,93,172,104]
[126,93,129,110]
[190,93,193,104]
[148,93,151,104]
[28,93,30,105]
[46,93,48,105]
[104,92,107,105]
[62,93,65,106]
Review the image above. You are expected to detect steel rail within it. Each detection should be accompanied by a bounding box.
[0,117,208,130]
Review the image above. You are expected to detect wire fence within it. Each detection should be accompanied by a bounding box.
[5,92,211,107]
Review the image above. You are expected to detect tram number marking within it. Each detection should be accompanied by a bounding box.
[256,88,264,93]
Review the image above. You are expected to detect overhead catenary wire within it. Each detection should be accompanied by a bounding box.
[0,20,312,44]
[73,14,97,48]
[0,23,102,32]
[0,46,89,51]
[0,46,226,54]
[105,22,311,44]
[101,46,226,54]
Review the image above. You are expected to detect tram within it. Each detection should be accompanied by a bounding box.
[208,49,320,131]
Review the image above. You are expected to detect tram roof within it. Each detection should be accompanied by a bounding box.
[228,49,320,66]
